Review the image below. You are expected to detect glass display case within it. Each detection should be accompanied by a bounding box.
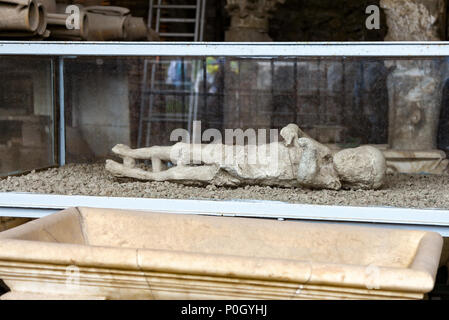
[0,56,56,176]
[0,42,449,236]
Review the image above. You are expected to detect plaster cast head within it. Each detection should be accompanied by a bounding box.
[333,146,387,190]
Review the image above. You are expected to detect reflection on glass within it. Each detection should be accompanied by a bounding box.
[64,56,395,162]
[1,54,449,209]
[0,57,55,176]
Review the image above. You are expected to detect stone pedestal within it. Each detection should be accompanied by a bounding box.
[385,59,444,150]
[380,0,445,41]
[383,149,449,174]
[379,0,448,173]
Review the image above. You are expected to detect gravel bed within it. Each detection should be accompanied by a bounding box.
[1,163,449,209]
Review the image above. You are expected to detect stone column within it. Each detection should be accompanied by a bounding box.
[224,0,285,42]
[379,0,449,173]
[381,0,445,41]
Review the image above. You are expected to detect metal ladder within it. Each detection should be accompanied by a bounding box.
[149,0,206,41]
[137,0,206,147]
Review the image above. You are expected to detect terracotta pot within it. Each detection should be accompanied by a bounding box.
[0,0,39,32]
[85,5,130,16]
[86,12,127,40]
[0,0,33,6]
[35,1,46,35]
[124,16,147,41]
[36,0,55,13]
[47,11,88,40]
[46,11,67,24]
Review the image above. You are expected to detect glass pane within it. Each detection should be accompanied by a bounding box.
[63,56,392,160]
[0,57,55,176]
[2,54,449,210]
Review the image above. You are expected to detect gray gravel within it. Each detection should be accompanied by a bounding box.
[1,163,449,209]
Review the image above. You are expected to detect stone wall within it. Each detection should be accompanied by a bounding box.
[269,0,387,41]
[381,0,446,41]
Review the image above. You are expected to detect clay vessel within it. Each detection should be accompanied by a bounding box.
[0,0,39,32]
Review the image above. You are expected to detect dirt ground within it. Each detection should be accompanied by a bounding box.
[1,163,449,209]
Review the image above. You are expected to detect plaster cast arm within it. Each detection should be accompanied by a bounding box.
[110,144,173,172]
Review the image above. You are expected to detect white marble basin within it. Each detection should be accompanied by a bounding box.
[0,207,443,300]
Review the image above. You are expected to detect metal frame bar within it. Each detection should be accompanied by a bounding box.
[58,57,65,166]
[159,33,195,37]
[2,42,449,57]
[147,0,154,30]
[155,0,162,34]
[194,0,201,41]
[199,0,206,41]
[160,18,197,23]
[137,59,149,147]
[154,5,197,9]
[1,192,449,235]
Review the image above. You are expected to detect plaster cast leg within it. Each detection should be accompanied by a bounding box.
[106,159,219,182]
[151,157,164,173]
[111,143,221,167]
[112,144,173,161]
[123,156,136,168]
[112,144,174,172]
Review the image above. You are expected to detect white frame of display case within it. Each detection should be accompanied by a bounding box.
[2,41,449,56]
[1,41,449,236]
[1,193,449,235]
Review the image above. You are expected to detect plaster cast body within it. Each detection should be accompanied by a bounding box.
[106,124,387,190]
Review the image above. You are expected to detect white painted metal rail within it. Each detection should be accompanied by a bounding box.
[1,192,449,236]
[1,41,449,57]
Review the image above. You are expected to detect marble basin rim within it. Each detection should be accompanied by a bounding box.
[0,207,443,300]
